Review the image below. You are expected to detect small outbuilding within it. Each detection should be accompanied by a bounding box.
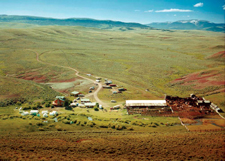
[84,102,96,108]
[30,110,39,116]
[70,91,81,97]
[81,98,91,104]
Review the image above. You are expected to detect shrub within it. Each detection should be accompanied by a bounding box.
[48,124,55,127]
[127,126,134,131]
[2,116,8,120]
[62,119,70,124]
[55,125,62,131]
[99,123,108,128]
[36,122,43,126]
[115,125,123,130]
[38,127,45,131]
[86,121,95,127]
[94,107,99,111]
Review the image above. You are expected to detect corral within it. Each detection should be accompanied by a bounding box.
[166,94,217,119]
[126,94,219,119]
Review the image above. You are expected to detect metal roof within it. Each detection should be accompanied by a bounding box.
[84,102,96,106]
[81,99,90,101]
[71,91,79,95]
[126,100,167,107]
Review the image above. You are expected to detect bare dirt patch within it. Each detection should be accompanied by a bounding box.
[207,51,225,61]
[171,69,225,89]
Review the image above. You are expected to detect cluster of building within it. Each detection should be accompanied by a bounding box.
[19,107,58,117]
[125,94,220,119]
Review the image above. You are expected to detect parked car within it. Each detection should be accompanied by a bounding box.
[77,97,80,100]
[89,90,92,93]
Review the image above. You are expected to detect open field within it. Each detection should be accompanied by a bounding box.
[0,24,225,160]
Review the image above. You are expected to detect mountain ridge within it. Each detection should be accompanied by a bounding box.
[0,15,150,29]
[146,19,225,32]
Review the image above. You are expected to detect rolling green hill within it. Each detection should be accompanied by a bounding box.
[0,25,224,109]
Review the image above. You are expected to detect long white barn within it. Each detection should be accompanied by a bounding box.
[126,100,167,108]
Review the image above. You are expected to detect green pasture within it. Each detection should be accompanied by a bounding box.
[0,105,183,134]
[0,25,224,109]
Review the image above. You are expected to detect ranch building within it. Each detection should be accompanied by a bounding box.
[126,100,170,115]
[52,96,65,107]
[81,98,91,104]
[70,91,81,97]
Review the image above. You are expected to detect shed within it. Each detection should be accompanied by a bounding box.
[21,112,29,116]
[69,103,77,107]
[49,111,58,116]
[81,98,90,104]
[42,110,48,114]
[30,110,39,115]
[103,85,112,89]
[78,94,85,97]
[110,84,117,87]
[43,113,48,117]
[71,91,80,97]
[85,102,96,108]
[90,86,95,90]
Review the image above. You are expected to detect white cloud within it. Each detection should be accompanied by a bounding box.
[194,2,203,7]
[134,10,140,12]
[144,10,154,12]
[223,5,225,10]
[155,9,193,12]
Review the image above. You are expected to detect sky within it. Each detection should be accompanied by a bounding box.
[0,0,224,24]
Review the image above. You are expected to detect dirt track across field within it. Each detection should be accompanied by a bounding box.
[28,49,109,108]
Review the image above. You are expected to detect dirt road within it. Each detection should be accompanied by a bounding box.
[30,50,109,107]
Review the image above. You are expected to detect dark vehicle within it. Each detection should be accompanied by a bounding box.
[89,90,92,93]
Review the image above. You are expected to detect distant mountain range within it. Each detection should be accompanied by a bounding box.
[0,15,224,32]
[0,15,150,29]
[146,20,225,32]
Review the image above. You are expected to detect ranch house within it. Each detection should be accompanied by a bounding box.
[52,96,65,107]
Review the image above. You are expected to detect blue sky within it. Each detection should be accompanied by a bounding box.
[0,0,224,23]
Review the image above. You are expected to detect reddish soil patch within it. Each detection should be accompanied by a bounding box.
[172,69,225,89]
[15,71,49,83]
[76,139,92,143]
[161,37,171,39]
[207,51,225,60]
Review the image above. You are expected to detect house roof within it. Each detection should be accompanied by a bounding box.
[71,91,80,95]
[126,100,167,107]
[56,96,65,101]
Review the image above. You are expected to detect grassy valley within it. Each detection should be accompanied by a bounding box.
[0,23,224,160]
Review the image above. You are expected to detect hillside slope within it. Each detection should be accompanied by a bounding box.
[0,25,224,108]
